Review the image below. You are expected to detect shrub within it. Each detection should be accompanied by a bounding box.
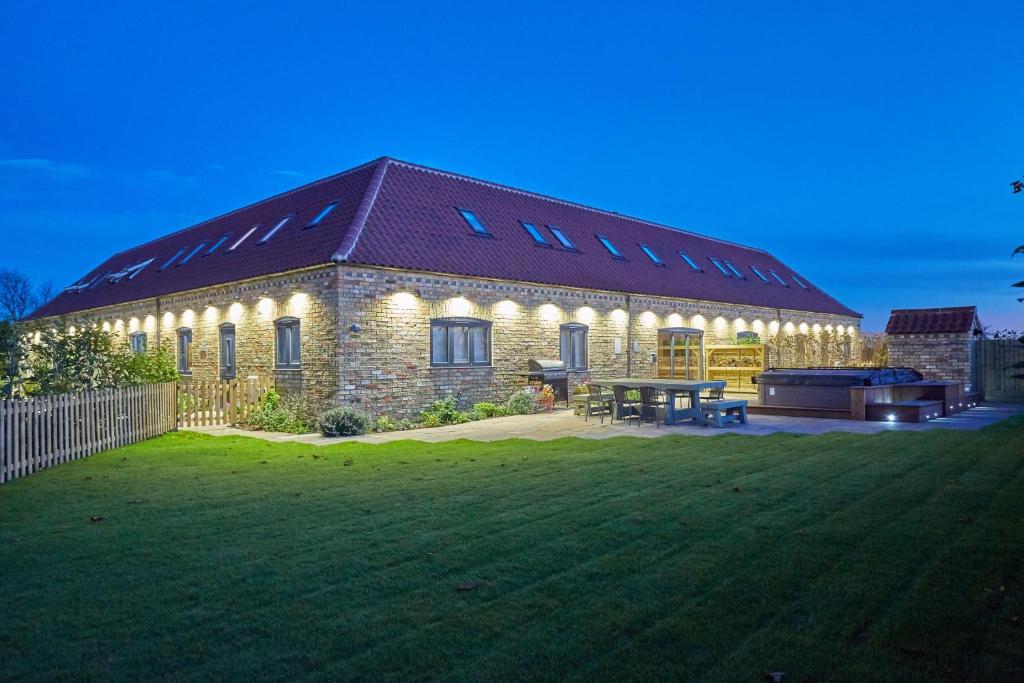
[472,402,508,418]
[372,415,399,432]
[244,389,317,434]
[420,396,471,427]
[318,406,370,437]
[506,389,538,415]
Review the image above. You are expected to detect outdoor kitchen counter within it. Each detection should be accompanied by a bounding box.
[590,378,728,426]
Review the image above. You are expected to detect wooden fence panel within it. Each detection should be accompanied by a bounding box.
[981,340,1024,403]
[0,382,178,486]
[176,377,270,428]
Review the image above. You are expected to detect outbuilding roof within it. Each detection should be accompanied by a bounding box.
[30,157,861,320]
[885,306,980,335]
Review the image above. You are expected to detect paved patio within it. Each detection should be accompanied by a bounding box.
[185,402,1024,445]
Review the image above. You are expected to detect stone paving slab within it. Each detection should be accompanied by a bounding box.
[184,402,1024,445]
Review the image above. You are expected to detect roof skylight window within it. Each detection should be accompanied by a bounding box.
[258,215,292,244]
[205,234,231,256]
[547,226,576,250]
[160,247,188,271]
[458,209,492,236]
[723,259,746,279]
[229,226,259,252]
[750,266,770,283]
[791,274,809,289]
[679,251,702,271]
[639,244,665,266]
[520,221,549,246]
[307,202,338,228]
[708,257,731,276]
[597,235,623,258]
[177,241,209,266]
[769,270,790,287]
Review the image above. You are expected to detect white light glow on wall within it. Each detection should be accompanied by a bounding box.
[391,291,418,312]
[691,314,706,329]
[144,315,156,333]
[162,311,175,328]
[848,326,857,338]
[752,319,764,334]
[203,305,218,323]
[495,299,519,316]
[228,303,243,323]
[68,325,77,335]
[181,309,195,327]
[256,298,274,320]
[666,313,683,327]
[784,322,796,335]
[798,322,809,335]
[575,306,596,324]
[824,324,833,333]
[539,303,561,322]
[836,324,846,335]
[641,311,657,328]
[449,296,472,317]
[713,316,728,333]
[102,321,111,332]
[734,318,747,333]
[288,292,309,316]
[114,319,125,333]
[610,308,628,324]
[128,317,140,332]
[812,323,822,334]
[768,320,780,335]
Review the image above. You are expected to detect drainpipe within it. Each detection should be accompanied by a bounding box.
[625,294,632,377]
[155,297,162,348]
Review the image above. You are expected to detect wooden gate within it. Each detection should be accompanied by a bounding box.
[177,377,273,427]
[980,339,1024,403]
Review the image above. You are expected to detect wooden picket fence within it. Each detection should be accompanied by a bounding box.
[0,382,178,484]
[176,376,273,428]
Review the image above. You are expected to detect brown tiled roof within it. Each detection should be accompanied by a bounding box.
[31,157,862,320]
[885,306,979,334]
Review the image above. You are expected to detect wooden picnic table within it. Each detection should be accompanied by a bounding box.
[590,378,728,426]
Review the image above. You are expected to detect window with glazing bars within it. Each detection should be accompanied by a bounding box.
[431,318,491,366]
[220,323,236,378]
[560,323,588,370]
[547,226,576,250]
[177,328,192,374]
[275,318,301,368]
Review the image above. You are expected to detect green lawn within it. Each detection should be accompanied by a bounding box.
[2,420,1024,682]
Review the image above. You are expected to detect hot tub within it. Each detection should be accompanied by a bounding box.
[753,368,924,411]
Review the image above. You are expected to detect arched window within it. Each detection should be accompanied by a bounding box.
[560,323,588,370]
[219,323,236,379]
[431,318,491,367]
[176,328,192,375]
[275,317,301,369]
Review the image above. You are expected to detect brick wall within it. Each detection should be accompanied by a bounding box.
[33,264,863,421]
[334,266,862,418]
[886,332,978,391]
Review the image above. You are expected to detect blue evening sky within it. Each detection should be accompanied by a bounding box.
[2,1,1022,330]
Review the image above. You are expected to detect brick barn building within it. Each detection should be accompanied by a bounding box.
[29,157,862,418]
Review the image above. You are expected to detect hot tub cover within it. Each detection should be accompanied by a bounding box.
[753,367,923,387]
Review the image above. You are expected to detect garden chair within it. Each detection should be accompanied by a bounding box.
[585,383,613,423]
[637,386,669,428]
[611,385,639,425]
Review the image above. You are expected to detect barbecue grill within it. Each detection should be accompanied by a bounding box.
[520,359,570,406]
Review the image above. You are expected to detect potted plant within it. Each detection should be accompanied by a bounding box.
[537,384,556,412]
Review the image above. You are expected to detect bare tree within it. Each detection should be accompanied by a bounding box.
[0,269,53,321]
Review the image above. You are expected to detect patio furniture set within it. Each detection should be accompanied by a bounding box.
[582,378,749,428]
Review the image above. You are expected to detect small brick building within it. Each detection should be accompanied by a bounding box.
[885,306,983,392]
[29,157,863,418]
